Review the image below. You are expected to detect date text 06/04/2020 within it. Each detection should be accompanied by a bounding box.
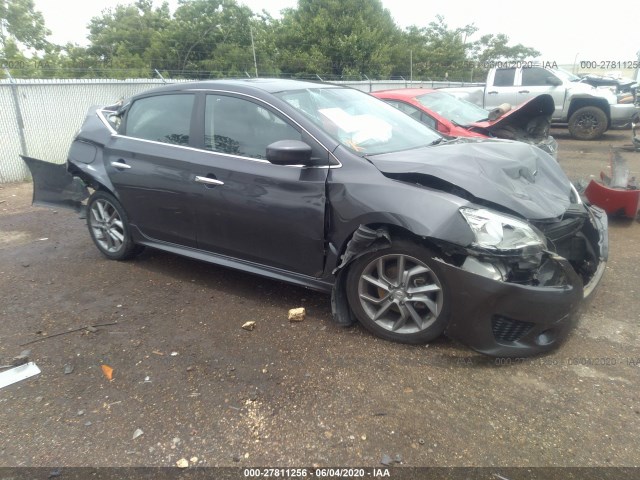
[243,468,391,478]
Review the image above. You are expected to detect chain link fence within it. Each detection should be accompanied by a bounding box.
[0,78,187,183]
[0,77,480,184]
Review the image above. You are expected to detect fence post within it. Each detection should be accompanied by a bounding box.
[363,74,371,92]
[4,68,29,158]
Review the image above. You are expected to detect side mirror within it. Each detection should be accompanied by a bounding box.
[266,140,313,166]
[546,76,563,87]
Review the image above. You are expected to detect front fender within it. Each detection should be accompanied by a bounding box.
[327,179,474,266]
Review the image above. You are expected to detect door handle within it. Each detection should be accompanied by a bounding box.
[518,90,530,94]
[195,175,224,186]
[487,91,499,95]
[111,160,131,169]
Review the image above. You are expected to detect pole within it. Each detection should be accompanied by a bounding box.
[250,27,258,78]
[410,50,413,84]
[4,67,28,157]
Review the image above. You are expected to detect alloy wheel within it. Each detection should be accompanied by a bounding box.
[89,198,125,253]
[357,253,444,334]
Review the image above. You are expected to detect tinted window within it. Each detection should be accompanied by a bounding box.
[522,67,556,86]
[124,94,194,145]
[205,95,301,159]
[493,68,516,87]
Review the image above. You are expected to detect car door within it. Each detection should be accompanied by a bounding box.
[189,93,329,277]
[516,67,565,116]
[485,68,519,110]
[105,93,200,247]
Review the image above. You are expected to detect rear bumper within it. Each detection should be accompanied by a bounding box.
[21,156,88,212]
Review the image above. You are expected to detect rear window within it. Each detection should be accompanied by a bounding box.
[124,94,194,145]
[493,68,516,87]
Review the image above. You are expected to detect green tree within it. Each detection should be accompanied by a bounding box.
[473,33,540,63]
[390,17,477,81]
[0,0,50,74]
[86,0,171,75]
[0,0,49,51]
[275,0,400,78]
[247,10,280,76]
[35,0,543,81]
[166,0,257,75]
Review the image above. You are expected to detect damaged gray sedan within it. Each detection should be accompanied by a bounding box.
[24,79,608,356]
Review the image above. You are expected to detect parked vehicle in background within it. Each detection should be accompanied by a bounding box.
[577,73,637,101]
[23,79,607,356]
[372,89,558,158]
[442,65,640,140]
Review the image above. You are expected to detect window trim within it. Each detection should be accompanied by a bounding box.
[99,90,342,169]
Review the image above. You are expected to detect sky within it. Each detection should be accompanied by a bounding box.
[32,0,638,69]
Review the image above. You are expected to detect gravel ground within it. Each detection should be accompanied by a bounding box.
[0,127,639,470]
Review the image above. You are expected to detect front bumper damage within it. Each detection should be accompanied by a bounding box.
[440,256,586,356]
[333,203,607,357]
[440,204,608,356]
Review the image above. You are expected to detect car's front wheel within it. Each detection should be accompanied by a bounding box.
[345,240,449,344]
[87,190,143,260]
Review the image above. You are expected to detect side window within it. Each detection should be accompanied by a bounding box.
[521,67,555,86]
[124,94,194,145]
[493,68,516,87]
[205,95,302,159]
[384,100,436,129]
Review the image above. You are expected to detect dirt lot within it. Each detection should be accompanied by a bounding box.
[1,128,639,471]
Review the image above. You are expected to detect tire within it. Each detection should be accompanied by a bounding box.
[568,106,608,140]
[345,239,450,344]
[86,190,143,260]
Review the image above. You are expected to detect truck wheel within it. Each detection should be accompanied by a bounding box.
[568,106,608,140]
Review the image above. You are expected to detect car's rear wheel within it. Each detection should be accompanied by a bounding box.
[345,240,449,344]
[568,106,608,140]
[87,191,143,260]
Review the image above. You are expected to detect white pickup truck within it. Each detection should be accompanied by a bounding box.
[442,66,639,140]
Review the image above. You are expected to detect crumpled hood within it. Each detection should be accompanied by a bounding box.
[369,138,572,220]
[468,94,554,130]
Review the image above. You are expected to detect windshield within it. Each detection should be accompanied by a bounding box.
[554,68,579,82]
[274,87,441,155]
[416,91,489,125]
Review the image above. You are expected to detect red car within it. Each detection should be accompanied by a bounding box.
[372,89,558,158]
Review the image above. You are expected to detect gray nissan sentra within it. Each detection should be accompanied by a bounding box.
[24,79,608,357]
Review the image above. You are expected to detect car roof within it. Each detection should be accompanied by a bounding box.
[132,78,339,98]
[373,88,438,98]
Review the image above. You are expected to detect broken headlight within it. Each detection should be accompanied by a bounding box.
[459,208,546,252]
